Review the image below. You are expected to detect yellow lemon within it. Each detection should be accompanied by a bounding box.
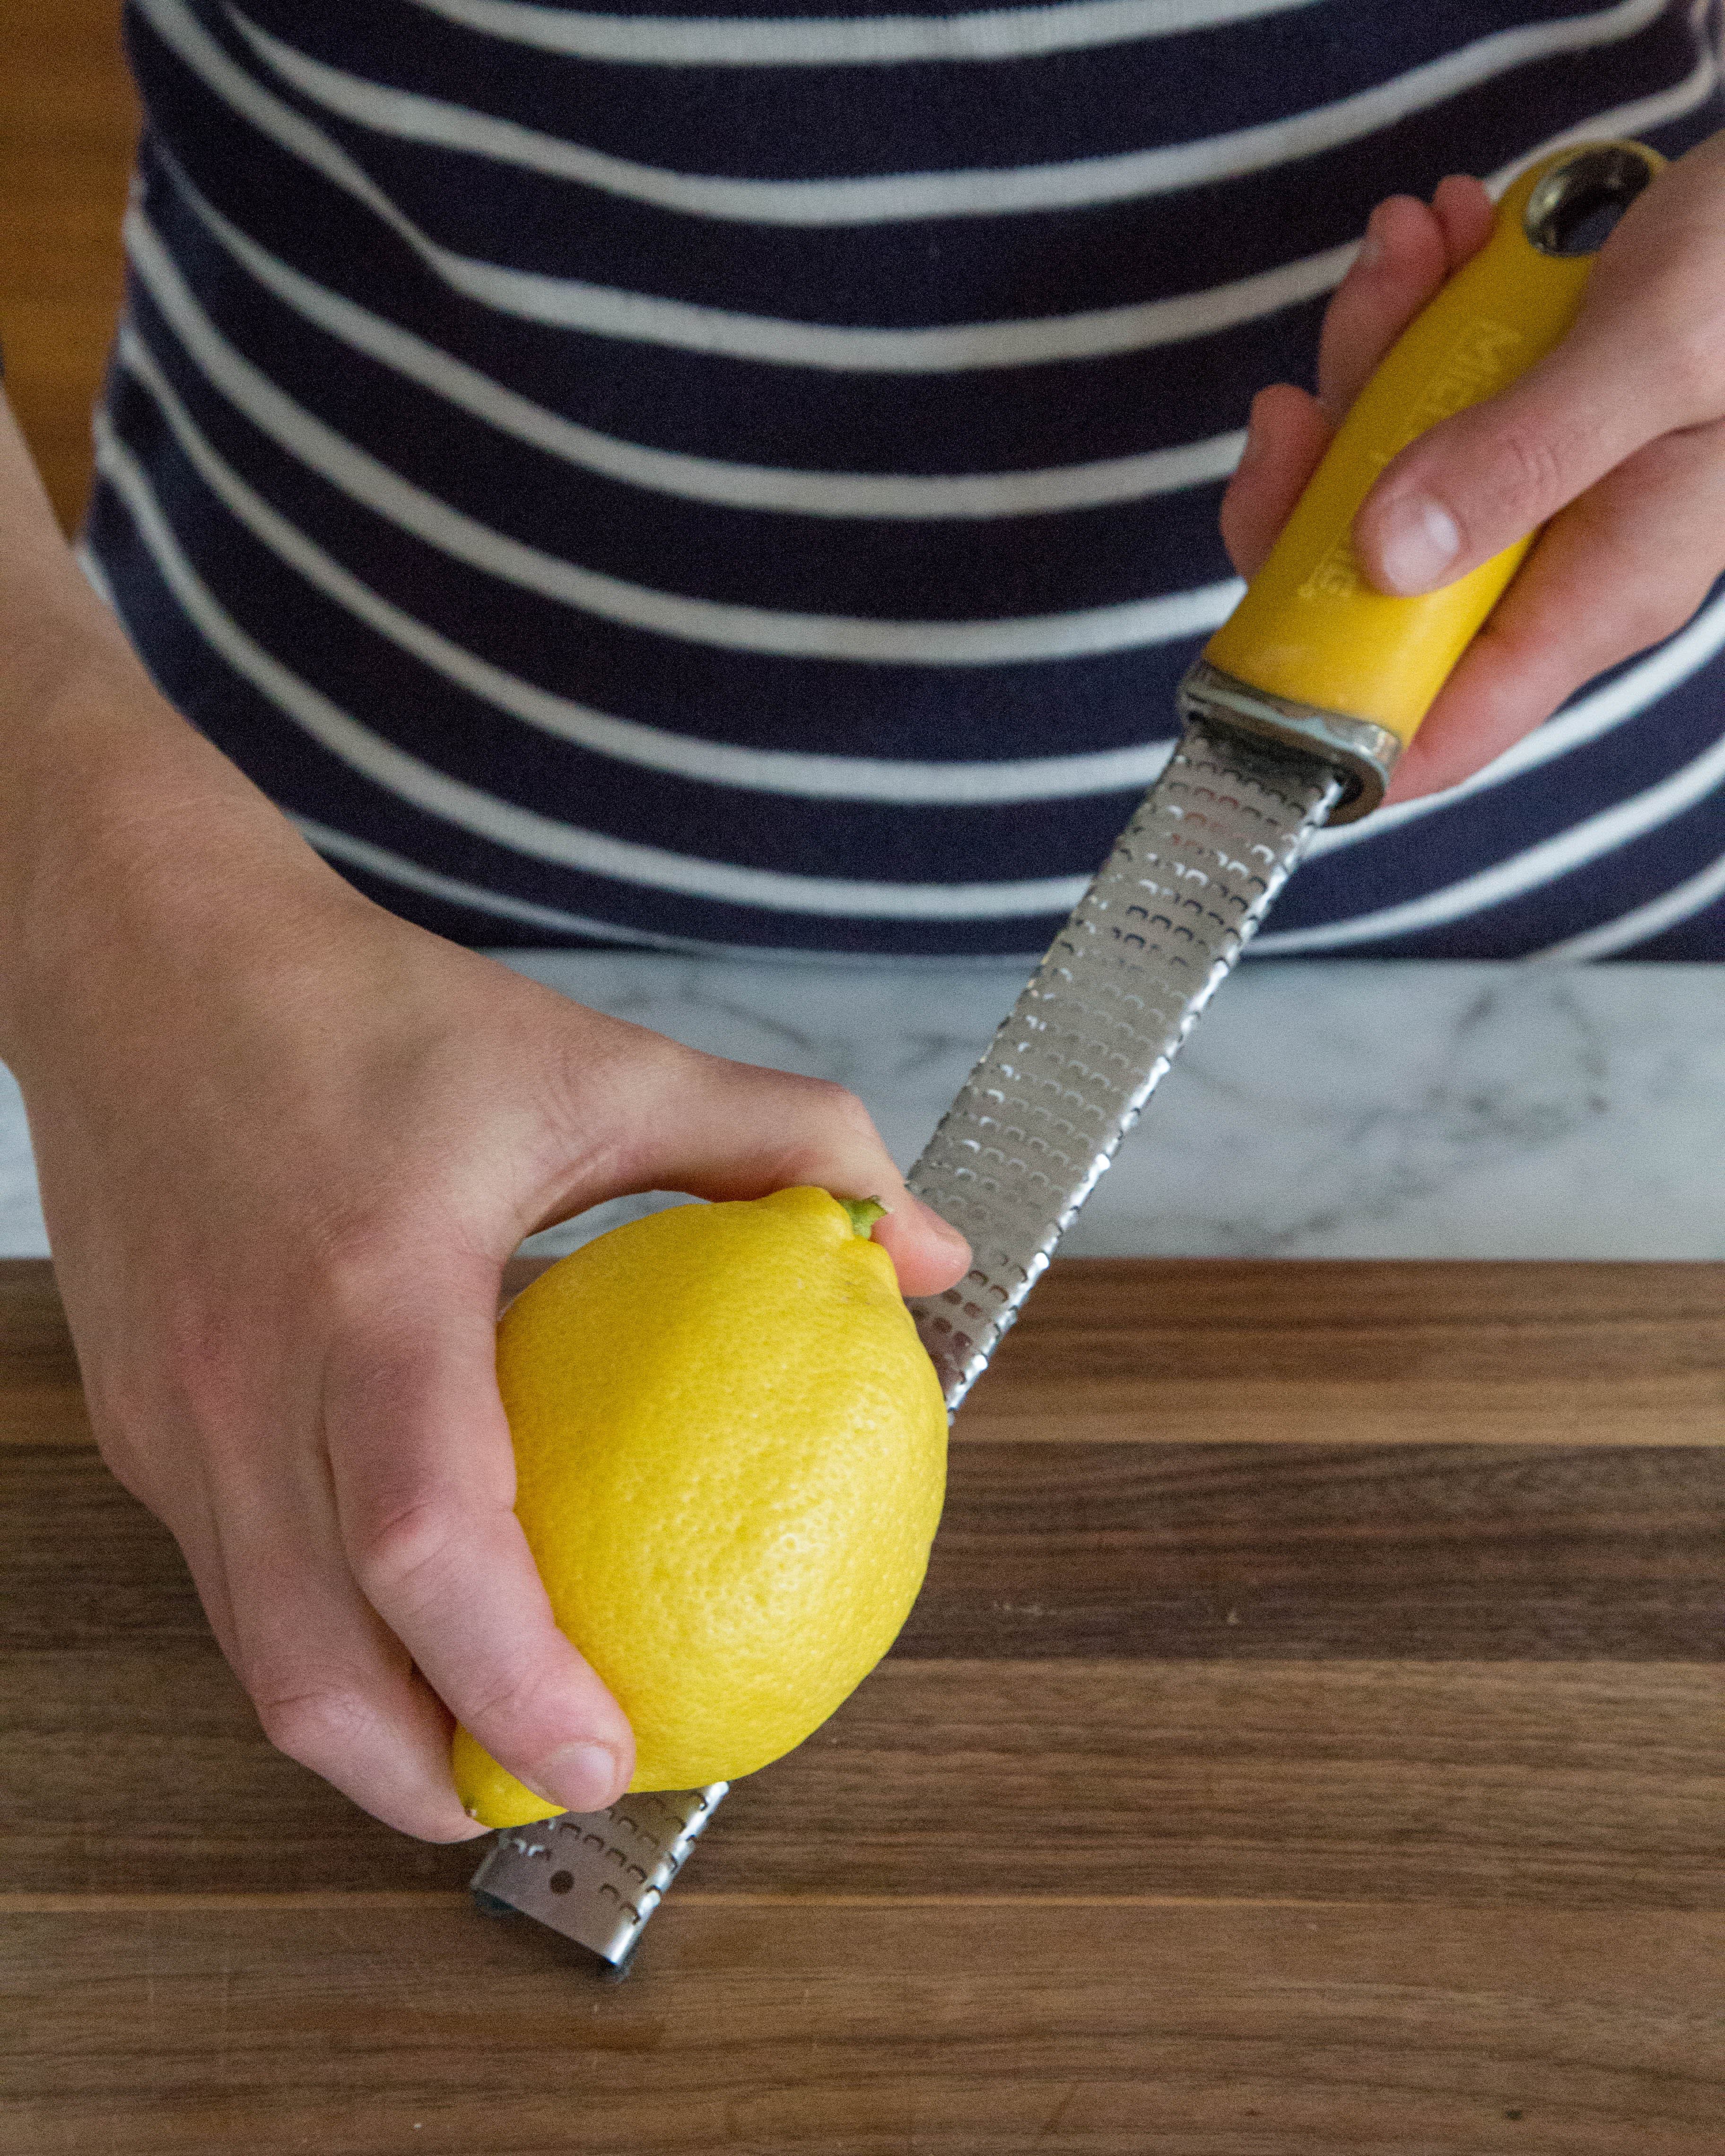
[453,1186,948,1827]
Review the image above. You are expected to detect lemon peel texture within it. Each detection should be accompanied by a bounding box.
[454,1186,947,1827]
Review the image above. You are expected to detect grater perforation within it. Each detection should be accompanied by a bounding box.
[903,720,1343,1410]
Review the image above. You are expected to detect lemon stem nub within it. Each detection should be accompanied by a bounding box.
[839,1196,889,1237]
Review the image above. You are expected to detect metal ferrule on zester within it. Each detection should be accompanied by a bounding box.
[1176,658,1402,824]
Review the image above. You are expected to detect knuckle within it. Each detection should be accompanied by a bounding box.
[807,1077,880,1140]
[87,1304,256,1480]
[152,1293,249,1431]
[1650,310,1724,417]
[307,1217,422,1329]
[1481,419,1570,528]
[255,1679,377,1770]
[347,1492,464,1606]
[768,1078,886,1182]
[1662,337,1709,412]
[89,1424,153,1506]
[456,1666,547,1739]
[82,1372,164,1493]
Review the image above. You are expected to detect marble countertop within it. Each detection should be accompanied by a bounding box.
[6,955,1723,1261]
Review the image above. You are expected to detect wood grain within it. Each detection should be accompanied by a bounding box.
[6,1902,1724,2154]
[6,1649,1722,1909]
[964,1259,1725,1447]
[9,1435,1724,1662]
[14,1256,1725,1450]
[0,0,135,532]
[0,1265,88,1449]
[5,1264,1725,2143]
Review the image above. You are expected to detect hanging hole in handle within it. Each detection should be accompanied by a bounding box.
[1524,145,1657,257]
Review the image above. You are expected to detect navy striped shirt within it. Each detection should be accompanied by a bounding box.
[87,0,1725,957]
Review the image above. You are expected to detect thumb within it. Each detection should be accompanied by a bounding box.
[534,1025,972,1299]
[1352,306,1681,600]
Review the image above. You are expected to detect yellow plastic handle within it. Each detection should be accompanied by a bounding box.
[1200,140,1662,756]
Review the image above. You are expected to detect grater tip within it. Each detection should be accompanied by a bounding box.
[467,1783,728,1976]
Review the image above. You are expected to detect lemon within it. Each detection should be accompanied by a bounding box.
[453,1186,948,1826]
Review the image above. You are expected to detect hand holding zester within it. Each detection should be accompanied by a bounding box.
[1223,128,1725,803]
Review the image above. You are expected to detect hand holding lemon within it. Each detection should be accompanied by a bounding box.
[455,1186,950,1827]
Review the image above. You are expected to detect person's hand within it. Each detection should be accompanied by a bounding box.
[1219,130,1725,802]
[7,744,969,1842]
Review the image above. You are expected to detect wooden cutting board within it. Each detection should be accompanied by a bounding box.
[3,1255,1723,2153]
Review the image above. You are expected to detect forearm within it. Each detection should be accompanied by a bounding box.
[0,392,344,1063]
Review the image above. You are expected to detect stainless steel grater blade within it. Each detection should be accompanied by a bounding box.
[902,715,1343,1406]
[470,713,1343,1973]
[468,1782,728,1977]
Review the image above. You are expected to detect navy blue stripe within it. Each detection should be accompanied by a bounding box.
[1302,773,1725,958]
[126,264,1238,620]
[133,6,1710,324]
[98,0,1725,957]
[1613,894,1725,958]
[92,472,1079,953]
[97,375,1155,879]
[1272,589,1725,932]
[227,0,1657,185]
[137,142,1323,474]
[111,305,1218,762]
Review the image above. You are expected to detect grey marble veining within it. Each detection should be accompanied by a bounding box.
[3,957,1723,1261]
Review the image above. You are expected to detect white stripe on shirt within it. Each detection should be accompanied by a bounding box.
[398,0,1327,68]
[127,207,1244,663]
[96,414,1102,917]
[1309,582,1725,855]
[170,159,1249,517]
[232,0,1667,226]
[1255,728,1725,951]
[1532,846,1725,956]
[119,322,1183,802]
[142,0,1719,364]
[140,0,1369,368]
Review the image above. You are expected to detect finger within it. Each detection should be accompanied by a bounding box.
[1221,184,1494,582]
[203,1408,490,1843]
[325,1259,637,1820]
[533,1030,972,1297]
[143,1468,244,1673]
[85,1385,249,1688]
[68,1259,477,1834]
[854,1191,969,1297]
[1219,384,1332,580]
[1430,174,1497,276]
[658,1054,973,1294]
[1317,193,1452,422]
[109,1330,488,1840]
[1385,414,1725,801]
[1355,178,1716,599]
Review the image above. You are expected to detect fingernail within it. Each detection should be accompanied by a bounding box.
[1356,227,1385,270]
[526,1740,625,1815]
[1372,495,1461,594]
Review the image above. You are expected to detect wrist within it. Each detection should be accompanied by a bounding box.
[0,656,350,1070]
